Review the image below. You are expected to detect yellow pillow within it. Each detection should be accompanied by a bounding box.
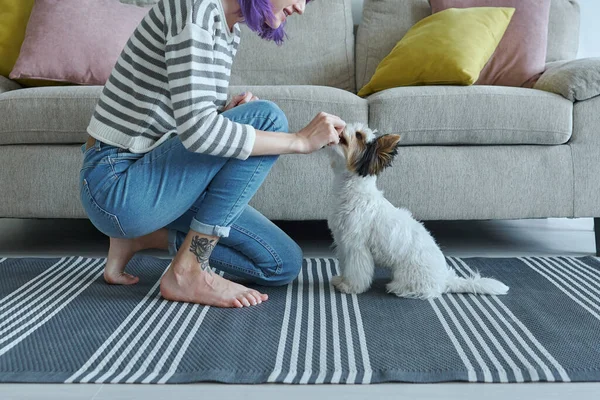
[0,0,35,78]
[357,7,515,97]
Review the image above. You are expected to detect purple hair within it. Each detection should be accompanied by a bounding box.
[237,0,311,46]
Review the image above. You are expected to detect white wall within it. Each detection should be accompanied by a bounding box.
[577,0,600,58]
[350,0,600,59]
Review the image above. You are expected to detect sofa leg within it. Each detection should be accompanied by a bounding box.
[595,218,600,257]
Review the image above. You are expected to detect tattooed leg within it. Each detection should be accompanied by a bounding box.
[159,229,269,308]
[189,236,216,274]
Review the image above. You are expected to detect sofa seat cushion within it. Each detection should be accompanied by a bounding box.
[0,85,367,145]
[368,85,573,145]
[0,85,102,145]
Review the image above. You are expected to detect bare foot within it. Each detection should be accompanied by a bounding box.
[104,228,169,285]
[160,262,268,308]
[159,230,269,308]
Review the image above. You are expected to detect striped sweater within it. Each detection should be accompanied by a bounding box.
[87,0,256,160]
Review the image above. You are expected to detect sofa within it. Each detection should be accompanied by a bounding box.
[1,0,598,254]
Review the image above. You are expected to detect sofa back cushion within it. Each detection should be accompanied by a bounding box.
[355,0,580,90]
[230,0,355,92]
[120,0,355,92]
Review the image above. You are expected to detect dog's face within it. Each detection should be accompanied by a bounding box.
[327,123,401,177]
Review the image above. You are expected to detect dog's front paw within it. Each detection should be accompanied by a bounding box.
[331,275,365,294]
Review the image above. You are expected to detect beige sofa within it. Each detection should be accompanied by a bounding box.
[1,0,598,254]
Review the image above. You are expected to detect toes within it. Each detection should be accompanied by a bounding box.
[238,296,251,307]
[249,291,262,305]
[252,290,268,302]
[104,272,139,285]
[245,292,259,306]
[232,298,244,308]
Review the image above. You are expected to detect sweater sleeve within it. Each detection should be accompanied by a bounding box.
[164,23,256,160]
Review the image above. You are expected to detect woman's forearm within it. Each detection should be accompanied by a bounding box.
[249,129,305,156]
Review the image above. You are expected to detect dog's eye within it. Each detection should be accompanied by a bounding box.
[355,131,363,140]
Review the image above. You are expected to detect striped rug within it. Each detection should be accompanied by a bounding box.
[0,255,600,384]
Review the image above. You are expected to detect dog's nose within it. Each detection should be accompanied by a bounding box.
[339,135,347,146]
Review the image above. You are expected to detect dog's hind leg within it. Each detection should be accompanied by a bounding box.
[331,244,375,294]
[385,259,445,299]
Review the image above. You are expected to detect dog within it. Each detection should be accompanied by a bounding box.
[325,122,509,299]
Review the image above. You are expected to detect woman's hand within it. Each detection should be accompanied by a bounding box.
[294,112,346,154]
[223,91,259,111]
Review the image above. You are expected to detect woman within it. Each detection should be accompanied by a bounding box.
[79,0,345,309]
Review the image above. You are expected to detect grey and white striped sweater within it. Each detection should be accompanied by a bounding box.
[87,0,256,160]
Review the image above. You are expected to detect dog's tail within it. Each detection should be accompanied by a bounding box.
[445,270,509,295]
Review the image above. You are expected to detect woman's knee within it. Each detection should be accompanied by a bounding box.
[257,241,303,286]
[252,100,289,133]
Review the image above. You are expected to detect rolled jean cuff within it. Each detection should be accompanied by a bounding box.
[190,217,231,238]
[168,228,179,257]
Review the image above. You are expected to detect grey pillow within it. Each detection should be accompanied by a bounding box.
[534,58,600,102]
[0,76,21,94]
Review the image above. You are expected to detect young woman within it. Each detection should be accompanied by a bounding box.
[79,0,345,308]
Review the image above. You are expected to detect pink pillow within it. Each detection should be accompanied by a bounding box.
[9,0,151,86]
[430,0,551,88]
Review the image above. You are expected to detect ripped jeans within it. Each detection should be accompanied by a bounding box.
[79,100,302,286]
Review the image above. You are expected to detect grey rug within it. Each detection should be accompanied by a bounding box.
[0,255,599,384]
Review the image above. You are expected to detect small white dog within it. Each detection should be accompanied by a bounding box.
[325,123,509,299]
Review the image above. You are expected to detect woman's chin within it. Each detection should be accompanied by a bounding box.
[266,18,284,29]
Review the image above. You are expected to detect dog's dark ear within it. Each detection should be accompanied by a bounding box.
[355,134,401,177]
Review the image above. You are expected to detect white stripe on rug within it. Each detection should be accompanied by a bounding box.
[445,293,509,382]
[0,258,104,356]
[325,258,343,383]
[283,258,306,383]
[447,258,524,382]
[156,271,220,384]
[350,280,372,384]
[139,303,192,383]
[66,262,171,383]
[266,262,295,383]
[0,258,6,264]
[428,297,477,382]
[0,257,71,310]
[453,257,553,381]
[556,257,600,289]
[0,258,101,342]
[333,259,358,384]
[315,259,329,384]
[456,258,569,382]
[565,257,600,283]
[538,257,600,299]
[142,303,201,383]
[105,267,218,383]
[299,259,316,384]
[125,302,186,383]
[436,295,494,381]
[0,257,93,330]
[79,292,167,383]
[96,299,172,382]
[520,257,600,320]
[111,301,179,382]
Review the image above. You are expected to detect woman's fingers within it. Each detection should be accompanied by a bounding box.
[239,91,253,104]
[234,92,259,106]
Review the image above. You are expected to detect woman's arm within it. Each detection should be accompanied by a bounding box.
[249,112,346,157]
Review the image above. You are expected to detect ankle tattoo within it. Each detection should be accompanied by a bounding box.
[189,236,216,273]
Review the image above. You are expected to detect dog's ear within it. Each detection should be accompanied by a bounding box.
[355,134,401,177]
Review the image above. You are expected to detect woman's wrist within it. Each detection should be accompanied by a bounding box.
[290,132,307,154]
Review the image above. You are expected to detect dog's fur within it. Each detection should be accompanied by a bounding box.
[325,123,509,298]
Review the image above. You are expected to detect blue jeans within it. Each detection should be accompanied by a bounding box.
[79,100,303,286]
